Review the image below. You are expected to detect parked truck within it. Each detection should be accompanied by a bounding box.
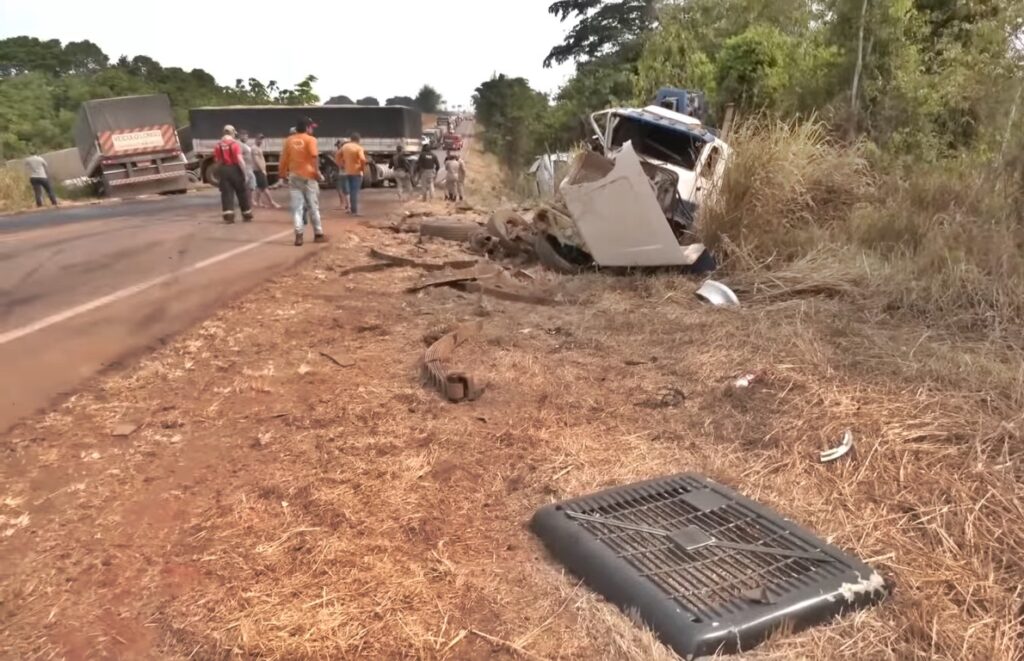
[189,105,422,188]
[73,94,190,197]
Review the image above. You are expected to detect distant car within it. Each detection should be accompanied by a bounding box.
[442,133,463,151]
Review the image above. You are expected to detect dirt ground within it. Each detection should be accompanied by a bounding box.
[2,147,1022,660]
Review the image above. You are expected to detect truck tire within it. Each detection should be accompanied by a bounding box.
[320,158,338,190]
[534,233,593,274]
[420,219,482,243]
[202,159,220,186]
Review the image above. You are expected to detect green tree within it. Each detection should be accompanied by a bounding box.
[415,85,444,113]
[715,26,797,112]
[325,95,354,105]
[0,36,65,76]
[473,74,550,167]
[386,95,417,107]
[356,96,380,106]
[543,0,658,66]
[276,75,320,105]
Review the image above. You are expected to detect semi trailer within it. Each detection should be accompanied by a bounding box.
[73,94,190,196]
[189,105,422,188]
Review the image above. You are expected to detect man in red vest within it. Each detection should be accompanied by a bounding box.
[213,124,254,223]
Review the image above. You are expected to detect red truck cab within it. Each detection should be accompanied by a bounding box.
[442,133,463,151]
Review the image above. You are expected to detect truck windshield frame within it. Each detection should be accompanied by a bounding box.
[610,113,710,171]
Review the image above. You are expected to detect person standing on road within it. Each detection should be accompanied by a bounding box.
[278,118,325,246]
[333,139,350,211]
[391,145,413,201]
[213,125,253,223]
[251,134,280,209]
[444,150,466,202]
[238,131,258,210]
[340,133,367,216]
[414,148,440,201]
[23,154,59,207]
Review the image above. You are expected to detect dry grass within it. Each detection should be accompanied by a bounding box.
[0,167,35,213]
[1,219,1022,659]
[702,118,1024,336]
[1,122,1022,660]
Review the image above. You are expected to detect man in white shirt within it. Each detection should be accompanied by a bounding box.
[24,155,59,207]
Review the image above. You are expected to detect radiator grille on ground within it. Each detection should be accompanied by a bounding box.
[530,473,888,659]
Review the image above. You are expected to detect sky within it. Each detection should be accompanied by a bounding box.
[0,0,576,108]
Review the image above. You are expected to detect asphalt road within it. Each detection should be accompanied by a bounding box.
[0,188,380,433]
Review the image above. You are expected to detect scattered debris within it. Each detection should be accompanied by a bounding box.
[111,422,139,437]
[732,372,759,389]
[366,248,478,273]
[638,386,685,409]
[319,351,355,368]
[406,266,500,293]
[531,473,889,659]
[422,321,485,403]
[419,218,483,243]
[696,279,740,307]
[820,430,855,463]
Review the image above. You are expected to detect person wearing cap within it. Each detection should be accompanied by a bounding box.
[414,148,441,201]
[339,132,368,216]
[251,134,280,208]
[391,145,413,201]
[278,118,325,246]
[333,139,350,211]
[212,125,253,223]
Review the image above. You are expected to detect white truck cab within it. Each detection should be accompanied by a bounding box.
[590,105,729,220]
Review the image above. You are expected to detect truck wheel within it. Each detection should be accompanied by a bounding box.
[362,163,377,189]
[202,160,220,186]
[534,233,593,274]
[320,159,338,190]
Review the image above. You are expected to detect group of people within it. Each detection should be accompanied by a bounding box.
[389,147,466,203]
[213,119,468,247]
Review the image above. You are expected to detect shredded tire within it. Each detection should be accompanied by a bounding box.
[419,219,482,243]
[534,233,592,275]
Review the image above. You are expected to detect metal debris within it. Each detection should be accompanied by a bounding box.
[695,279,740,307]
[111,423,139,437]
[344,247,478,274]
[319,351,355,368]
[422,320,485,403]
[820,430,854,463]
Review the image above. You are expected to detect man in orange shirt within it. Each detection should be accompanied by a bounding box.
[339,132,368,216]
[278,118,326,246]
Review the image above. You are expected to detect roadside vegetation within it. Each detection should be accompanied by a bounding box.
[0,168,33,213]
[472,0,1024,337]
[463,2,1024,659]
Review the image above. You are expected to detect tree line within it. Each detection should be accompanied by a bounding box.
[473,0,1024,167]
[0,37,445,159]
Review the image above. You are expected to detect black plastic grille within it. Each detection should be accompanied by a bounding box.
[565,475,845,621]
[531,473,888,659]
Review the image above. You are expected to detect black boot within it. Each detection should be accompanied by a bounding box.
[294,232,304,246]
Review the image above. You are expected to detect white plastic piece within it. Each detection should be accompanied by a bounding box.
[696,280,740,307]
[820,430,854,463]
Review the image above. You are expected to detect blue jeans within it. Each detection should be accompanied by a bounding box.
[288,175,322,235]
[344,175,363,214]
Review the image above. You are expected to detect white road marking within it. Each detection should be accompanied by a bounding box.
[0,229,294,346]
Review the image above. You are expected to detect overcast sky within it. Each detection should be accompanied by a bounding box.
[0,0,576,108]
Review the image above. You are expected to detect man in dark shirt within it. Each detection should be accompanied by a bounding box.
[413,149,440,201]
[391,145,413,201]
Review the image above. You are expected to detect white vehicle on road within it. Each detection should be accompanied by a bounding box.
[589,104,730,223]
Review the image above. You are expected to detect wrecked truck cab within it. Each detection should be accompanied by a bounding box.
[553,142,710,269]
[590,105,730,223]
